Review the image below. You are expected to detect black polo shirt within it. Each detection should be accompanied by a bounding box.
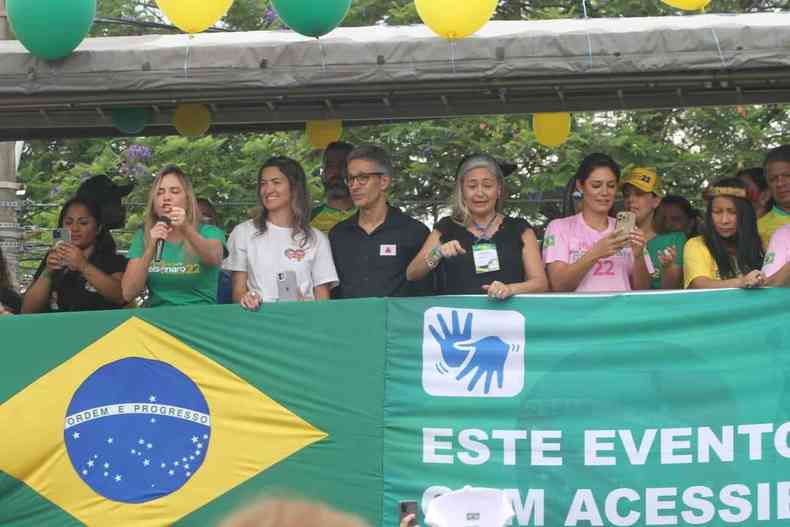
[330,206,431,298]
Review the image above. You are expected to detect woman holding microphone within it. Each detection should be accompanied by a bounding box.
[122,165,226,307]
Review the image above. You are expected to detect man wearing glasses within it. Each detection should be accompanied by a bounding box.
[329,145,431,298]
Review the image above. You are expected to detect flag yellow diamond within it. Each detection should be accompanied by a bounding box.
[0,317,327,526]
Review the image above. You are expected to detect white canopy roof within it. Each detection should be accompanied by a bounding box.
[0,12,789,140]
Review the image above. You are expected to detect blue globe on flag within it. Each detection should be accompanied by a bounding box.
[63,357,211,503]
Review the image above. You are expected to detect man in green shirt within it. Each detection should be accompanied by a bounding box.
[310,141,357,234]
[622,167,686,289]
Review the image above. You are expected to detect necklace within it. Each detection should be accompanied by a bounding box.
[472,213,498,242]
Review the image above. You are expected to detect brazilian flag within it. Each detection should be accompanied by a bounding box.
[0,301,385,526]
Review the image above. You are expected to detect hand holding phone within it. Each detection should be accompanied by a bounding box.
[276,271,300,302]
[399,501,417,527]
[615,211,636,236]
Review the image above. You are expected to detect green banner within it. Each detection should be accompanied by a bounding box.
[1,290,789,526]
[384,290,790,526]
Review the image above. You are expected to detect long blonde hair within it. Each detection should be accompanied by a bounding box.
[451,154,505,225]
[142,165,200,249]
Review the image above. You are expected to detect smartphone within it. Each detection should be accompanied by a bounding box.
[615,211,636,236]
[276,271,299,302]
[399,501,417,527]
[53,228,71,245]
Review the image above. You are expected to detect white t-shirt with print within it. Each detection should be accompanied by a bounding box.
[425,487,514,527]
[223,219,338,302]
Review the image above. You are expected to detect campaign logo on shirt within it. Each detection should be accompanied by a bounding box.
[284,248,306,262]
[422,308,525,397]
[380,244,397,256]
[765,252,775,266]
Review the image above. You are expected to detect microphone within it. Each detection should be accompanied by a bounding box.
[154,216,171,262]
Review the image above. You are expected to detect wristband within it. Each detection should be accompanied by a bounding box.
[425,245,443,270]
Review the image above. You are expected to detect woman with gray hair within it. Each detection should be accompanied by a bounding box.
[406,154,548,298]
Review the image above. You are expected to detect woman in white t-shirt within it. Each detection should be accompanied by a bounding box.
[224,156,338,310]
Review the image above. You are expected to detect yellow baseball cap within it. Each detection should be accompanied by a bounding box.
[622,167,663,196]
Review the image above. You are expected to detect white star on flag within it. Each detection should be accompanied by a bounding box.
[191,436,198,443]
[150,418,156,423]
[197,443,203,449]
[147,443,153,449]
[114,474,122,482]
[72,432,80,439]
[103,472,108,477]
[87,460,94,467]
[103,462,109,469]
[138,438,144,445]
[107,437,114,444]
[143,459,150,467]
[203,434,208,439]
[160,462,166,468]
[168,469,174,476]
[149,395,157,402]
[82,469,87,475]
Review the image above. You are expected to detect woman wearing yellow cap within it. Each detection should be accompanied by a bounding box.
[622,167,686,289]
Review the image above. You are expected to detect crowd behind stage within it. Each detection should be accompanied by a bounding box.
[1,141,789,316]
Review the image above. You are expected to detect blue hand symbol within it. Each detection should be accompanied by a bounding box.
[429,311,472,368]
[456,336,510,394]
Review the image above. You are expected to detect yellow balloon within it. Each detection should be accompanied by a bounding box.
[533,113,572,148]
[156,0,235,34]
[173,104,211,137]
[661,0,711,10]
[415,0,498,40]
[306,120,343,150]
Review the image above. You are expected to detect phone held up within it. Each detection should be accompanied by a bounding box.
[615,211,636,236]
[276,271,299,302]
[52,228,71,245]
[399,501,417,527]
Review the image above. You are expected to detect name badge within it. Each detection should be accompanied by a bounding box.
[380,244,397,256]
[473,243,500,274]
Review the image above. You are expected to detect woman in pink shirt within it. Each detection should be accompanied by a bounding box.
[543,153,652,293]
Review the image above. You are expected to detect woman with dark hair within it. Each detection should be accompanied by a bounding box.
[407,153,547,298]
[0,246,20,315]
[684,178,765,289]
[22,197,127,313]
[224,156,338,310]
[543,153,652,293]
[122,165,226,307]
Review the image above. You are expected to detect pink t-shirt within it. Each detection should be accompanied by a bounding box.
[543,213,653,292]
[763,224,790,277]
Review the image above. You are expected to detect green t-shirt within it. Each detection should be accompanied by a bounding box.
[646,231,687,289]
[310,204,357,234]
[128,224,226,307]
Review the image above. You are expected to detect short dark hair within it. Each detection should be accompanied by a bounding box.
[736,167,767,191]
[764,144,790,169]
[346,145,394,179]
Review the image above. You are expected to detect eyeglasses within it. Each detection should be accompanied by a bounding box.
[345,172,385,186]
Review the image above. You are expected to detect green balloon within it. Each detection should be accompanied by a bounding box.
[111,108,151,135]
[271,0,351,38]
[7,0,96,61]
